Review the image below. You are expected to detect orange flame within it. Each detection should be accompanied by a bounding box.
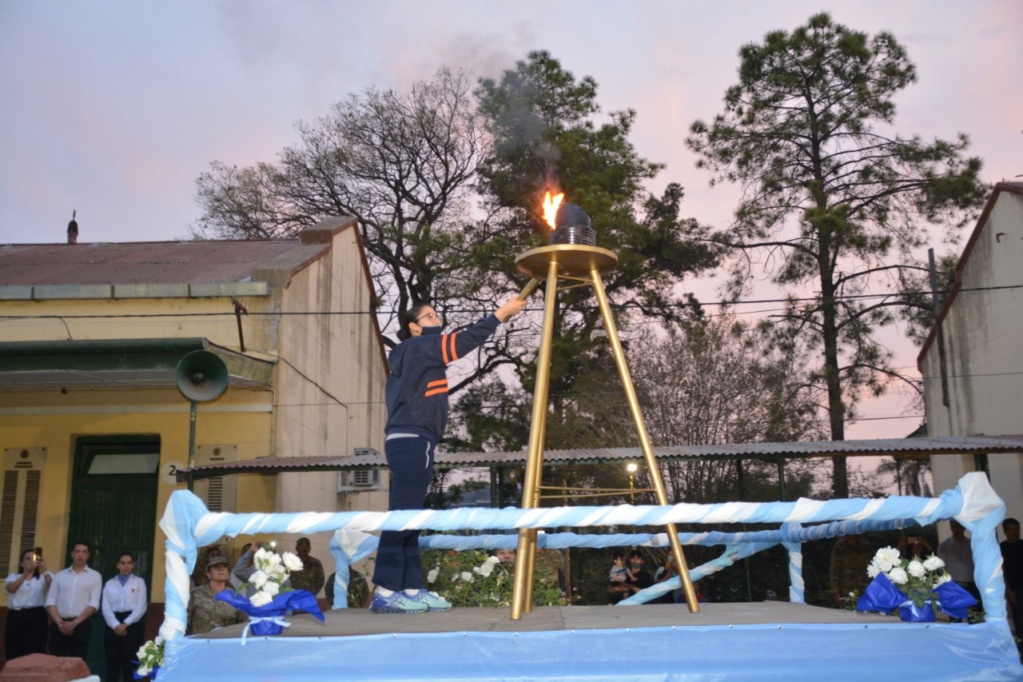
[542,191,564,231]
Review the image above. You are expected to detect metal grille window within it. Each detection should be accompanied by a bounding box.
[1,448,45,575]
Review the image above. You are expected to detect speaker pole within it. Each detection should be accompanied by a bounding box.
[187,399,198,491]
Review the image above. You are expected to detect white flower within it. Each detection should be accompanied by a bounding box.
[907,560,926,578]
[427,568,439,584]
[478,561,496,578]
[460,571,474,583]
[250,569,268,589]
[935,573,953,586]
[888,567,909,585]
[154,635,164,646]
[867,563,880,578]
[484,556,500,565]
[254,547,271,563]
[282,551,303,572]
[251,590,273,607]
[263,580,280,596]
[270,564,287,580]
[923,555,945,571]
[874,547,901,572]
[137,644,150,658]
[137,665,151,677]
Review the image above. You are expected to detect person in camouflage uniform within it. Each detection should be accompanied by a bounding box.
[289,538,325,596]
[830,535,875,605]
[186,556,244,635]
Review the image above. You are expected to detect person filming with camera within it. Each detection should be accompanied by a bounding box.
[4,548,52,660]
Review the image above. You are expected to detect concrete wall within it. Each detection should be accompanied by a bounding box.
[273,225,389,582]
[922,188,1023,522]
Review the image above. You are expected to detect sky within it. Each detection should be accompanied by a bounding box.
[2,0,1021,441]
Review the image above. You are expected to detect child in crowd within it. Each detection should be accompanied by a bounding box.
[609,552,634,583]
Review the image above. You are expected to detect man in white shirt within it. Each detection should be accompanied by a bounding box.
[102,552,148,682]
[44,541,102,660]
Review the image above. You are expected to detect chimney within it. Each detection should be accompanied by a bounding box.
[67,210,78,245]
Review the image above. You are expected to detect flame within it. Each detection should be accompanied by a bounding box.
[542,191,564,231]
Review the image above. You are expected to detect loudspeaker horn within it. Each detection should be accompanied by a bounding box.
[175,350,228,402]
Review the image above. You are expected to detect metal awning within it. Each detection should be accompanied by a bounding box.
[175,435,1023,482]
[0,337,276,390]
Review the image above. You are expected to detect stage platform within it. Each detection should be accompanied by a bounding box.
[159,602,1023,681]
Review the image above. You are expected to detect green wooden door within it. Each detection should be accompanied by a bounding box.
[66,436,160,675]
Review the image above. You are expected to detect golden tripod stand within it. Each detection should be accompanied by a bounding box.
[509,243,700,620]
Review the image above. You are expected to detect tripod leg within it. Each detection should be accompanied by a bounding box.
[511,258,560,620]
[590,267,700,613]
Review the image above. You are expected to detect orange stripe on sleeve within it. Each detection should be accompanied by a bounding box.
[441,334,451,364]
[426,379,448,389]
[424,387,449,397]
[448,332,459,362]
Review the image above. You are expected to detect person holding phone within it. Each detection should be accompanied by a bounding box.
[4,548,52,660]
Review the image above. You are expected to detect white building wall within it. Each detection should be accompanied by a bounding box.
[272,220,389,585]
[922,187,1023,521]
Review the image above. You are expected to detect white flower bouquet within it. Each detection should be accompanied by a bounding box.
[856,544,976,621]
[135,635,164,679]
[214,545,324,637]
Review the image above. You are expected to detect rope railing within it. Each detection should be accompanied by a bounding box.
[159,472,1006,642]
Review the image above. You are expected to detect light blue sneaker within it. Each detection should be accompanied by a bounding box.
[370,591,428,614]
[410,589,452,612]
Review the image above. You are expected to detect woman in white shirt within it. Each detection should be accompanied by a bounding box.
[101,552,147,682]
[4,548,52,660]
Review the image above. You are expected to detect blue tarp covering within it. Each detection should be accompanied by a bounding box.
[159,620,1022,681]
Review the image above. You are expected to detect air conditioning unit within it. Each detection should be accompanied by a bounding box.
[338,469,383,493]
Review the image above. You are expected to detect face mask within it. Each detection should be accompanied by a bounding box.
[419,324,443,336]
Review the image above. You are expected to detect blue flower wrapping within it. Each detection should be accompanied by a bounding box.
[856,573,978,621]
[214,589,324,635]
[133,665,158,680]
[898,601,936,622]
[856,573,903,613]
[934,581,977,620]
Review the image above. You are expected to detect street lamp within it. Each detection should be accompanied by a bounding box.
[626,462,638,503]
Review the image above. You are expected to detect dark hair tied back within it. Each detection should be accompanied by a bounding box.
[398,303,432,341]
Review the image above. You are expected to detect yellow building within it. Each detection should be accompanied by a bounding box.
[0,217,389,602]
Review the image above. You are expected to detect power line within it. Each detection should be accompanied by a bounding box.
[3,282,1022,321]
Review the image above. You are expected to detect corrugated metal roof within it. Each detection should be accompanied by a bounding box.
[0,240,326,286]
[178,435,1023,481]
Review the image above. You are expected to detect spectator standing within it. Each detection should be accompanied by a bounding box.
[937,520,979,602]
[1000,518,1023,637]
[4,548,52,660]
[101,552,147,682]
[289,538,325,596]
[45,541,102,660]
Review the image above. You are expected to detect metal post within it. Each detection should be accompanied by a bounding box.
[187,399,197,492]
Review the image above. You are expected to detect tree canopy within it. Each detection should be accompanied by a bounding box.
[687,12,986,497]
[194,53,717,422]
